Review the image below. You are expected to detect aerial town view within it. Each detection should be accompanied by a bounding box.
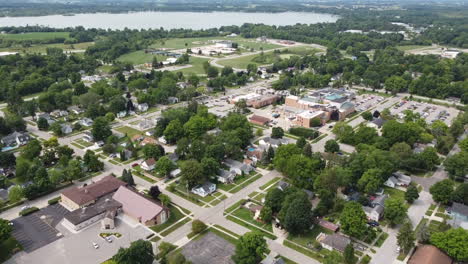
[0,0,466,264]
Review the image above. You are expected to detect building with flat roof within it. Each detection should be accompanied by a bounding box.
[249,115,271,126]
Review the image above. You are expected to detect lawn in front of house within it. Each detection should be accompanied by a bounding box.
[115,126,142,138]
[287,225,332,249]
[230,207,273,232]
[150,205,186,233]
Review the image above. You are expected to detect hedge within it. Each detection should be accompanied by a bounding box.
[19,207,39,216]
[47,197,61,205]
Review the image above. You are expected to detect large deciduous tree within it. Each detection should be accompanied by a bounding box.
[340,202,368,238]
[232,232,268,264]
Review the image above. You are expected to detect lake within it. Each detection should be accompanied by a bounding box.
[0,11,338,30]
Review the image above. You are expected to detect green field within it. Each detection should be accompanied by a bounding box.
[117,50,167,65]
[115,126,142,138]
[0,32,70,41]
[150,36,281,51]
[218,51,278,69]
[175,56,213,76]
[0,42,94,54]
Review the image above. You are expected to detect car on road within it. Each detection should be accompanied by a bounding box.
[132,163,139,167]
[367,221,379,227]
[21,206,30,211]
[93,242,99,249]
[396,246,400,253]
[105,237,112,243]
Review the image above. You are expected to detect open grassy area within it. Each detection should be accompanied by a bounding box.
[383,187,406,201]
[117,50,167,65]
[150,205,186,233]
[226,215,276,240]
[287,225,332,248]
[396,45,431,51]
[150,36,281,51]
[174,56,212,76]
[160,217,191,237]
[115,126,142,138]
[218,51,277,69]
[0,32,70,41]
[283,240,325,262]
[231,207,273,232]
[259,177,281,190]
[0,42,94,54]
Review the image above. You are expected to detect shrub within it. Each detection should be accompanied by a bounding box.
[19,206,39,216]
[47,197,61,205]
[191,220,207,235]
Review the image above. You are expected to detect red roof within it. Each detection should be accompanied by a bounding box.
[249,115,270,124]
[319,219,339,232]
[61,176,126,206]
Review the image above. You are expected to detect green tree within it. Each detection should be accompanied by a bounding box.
[157,242,177,261]
[358,169,382,194]
[159,194,171,207]
[142,144,165,160]
[344,243,355,264]
[397,221,415,254]
[65,159,84,182]
[191,220,207,235]
[385,75,407,94]
[444,151,468,181]
[271,127,284,139]
[430,179,454,204]
[37,117,49,130]
[21,139,42,160]
[273,144,302,173]
[430,228,468,261]
[164,119,185,144]
[451,183,468,205]
[405,185,419,204]
[340,202,367,238]
[303,143,312,157]
[113,239,154,264]
[8,185,24,203]
[296,137,306,149]
[0,218,12,242]
[324,139,340,153]
[232,232,268,264]
[264,188,285,213]
[180,160,205,188]
[362,111,373,121]
[259,206,272,223]
[167,252,191,264]
[91,116,112,141]
[281,193,313,235]
[384,198,408,226]
[156,156,175,177]
[201,157,219,177]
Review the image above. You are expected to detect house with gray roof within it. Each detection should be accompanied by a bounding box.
[191,182,216,197]
[1,131,30,147]
[449,202,468,229]
[217,170,236,184]
[319,233,351,253]
[225,159,253,175]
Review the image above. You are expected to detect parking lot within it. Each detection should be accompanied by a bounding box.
[390,100,459,126]
[7,217,152,264]
[11,204,68,252]
[353,94,387,112]
[182,232,235,264]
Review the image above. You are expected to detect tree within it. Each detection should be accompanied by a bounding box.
[303,143,312,157]
[430,228,468,261]
[149,186,161,200]
[405,185,419,204]
[156,156,175,178]
[264,188,285,213]
[206,66,219,78]
[122,170,135,186]
[65,159,84,182]
[91,117,112,141]
[384,198,408,226]
[37,117,49,130]
[430,179,454,204]
[385,75,407,94]
[271,127,284,139]
[340,202,367,238]
[0,218,12,242]
[8,186,23,203]
[157,242,177,261]
[21,139,42,160]
[296,137,306,149]
[232,232,267,264]
[142,144,165,160]
[191,220,207,235]
[158,194,171,207]
[451,183,468,205]
[281,193,313,235]
[358,169,382,194]
[362,111,373,121]
[259,206,272,223]
[344,243,355,264]
[167,252,190,264]
[324,139,340,153]
[201,157,219,177]
[444,151,468,181]
[113,239,154,264]
[164,119,185,144]
[83,150,104,172]
[180,159,205,188]
[397,221,415,254]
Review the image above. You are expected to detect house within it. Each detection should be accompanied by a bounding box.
[94,141,104,148]
[170,168,181,178]
[68,106,84,115]
[118,149,133,160]
[363,205,384,221]
[168,153,179,163]
[319,233,351,253]
[318,219,339,232]
[408,245,452,264]
[141,158,156,171]
[371,194,388,208]
[217,170,236,184]
[112,186,169,226]
[51,110,69,118]
[36,113,56,125]
[138,119,154,131]
[140,137,157,146]
[449,202,468,229]
[79,118,93,127]
[117,111,127,119]
[62,194,122,231]
[60,176,126,211]
[384,176,398,188]
[259,137,291,149]
[368,118,387,129]
[277,181,290,191]
[215,40,233,48]
[136,103,149,112]
[168,97,179,104]
[249,115,270,126]
[61,124,73,135]
[83,132,94,142]
[158,136,167,145]
[393,172,411,186]
[191,182,216,197]
[1,131,30,147]
[131,134,144,142]
[225,159,253,175]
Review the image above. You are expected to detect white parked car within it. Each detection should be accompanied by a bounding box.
[105,237,112,243]
[396,246,400,253]
[93,242,99,249]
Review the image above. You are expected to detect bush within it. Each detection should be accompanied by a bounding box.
[47,197,61,205]
[191,220,207,235]
[19,206,39,216]
[288,127,319,139]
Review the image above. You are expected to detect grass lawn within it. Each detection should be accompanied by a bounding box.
[0,237,22,263]
[231,207,272,232]
[150,205,185,233]
[217,51,277,69]
[174,56,212,76]
[117,50,167,65]
[160,217,191,237]
[396,45,430,51]
[374,232,389,247]
[259,177,281,190]
[230,174,262,193]
[226,215,276,240]
[383,187,406,201]
[287,225,331,248]
[283,240,324,262]
[151,37,222,49]
[0,32,70,41]
[115,126,142,138]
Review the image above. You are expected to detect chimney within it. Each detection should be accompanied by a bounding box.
[84,189,89,194]
[81,207,86,213]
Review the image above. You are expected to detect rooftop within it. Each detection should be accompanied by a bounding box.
[408,245,452,264]
[64,194,121,225]
[61,176,126,206]
[112,186,165,223]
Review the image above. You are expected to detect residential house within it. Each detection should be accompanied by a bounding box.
[277,181,290,191]
[168,153,179,163]
[1,131,31,147]
[408,245,452,264]
[117,111,127,119]
[168,97,179,104]
[79,118,93,127]
[384,172,411,188]
[384,176,399,188]
[319,233,351,253]
[249,115,270,126]
[369,117,387,129]
[68,106,84,115]
[118,149,133,160]
[61,124,73,135]
[94,141,104,148]
[36,113,56,125]
[141,158,156,171]
[60,176,126,211]
[170,168,181,178]
[449,202,468,229]
[158,136,168,145]
[140,137,157,147]
[112,186,169,226]
[191,182,216,197]
[83,132,94,142]
[259,137,291,149]
[136,103,149,112]
[217,170,236,184]
[131,134,144,143]
[225,159,254,175]
[51,110,69,118]
[318,219,339,232]
[363,205,384,221]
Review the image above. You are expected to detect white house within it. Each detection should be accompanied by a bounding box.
[136,103,149,112]
[363,205,384,221]
[60,124,73,135]
[158,136,167,145]
[384,176,398,188]
[83,132,94,142]
[79,118,93,127]
[170,168,181,178]
[141,158,156,171]
[117,111,127,119]
[215,41,233,48]
[259,137,291,149]
[191,182,216,197]
[225,159,254,175]
[1,132,31,147]
[217,170,236,184]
